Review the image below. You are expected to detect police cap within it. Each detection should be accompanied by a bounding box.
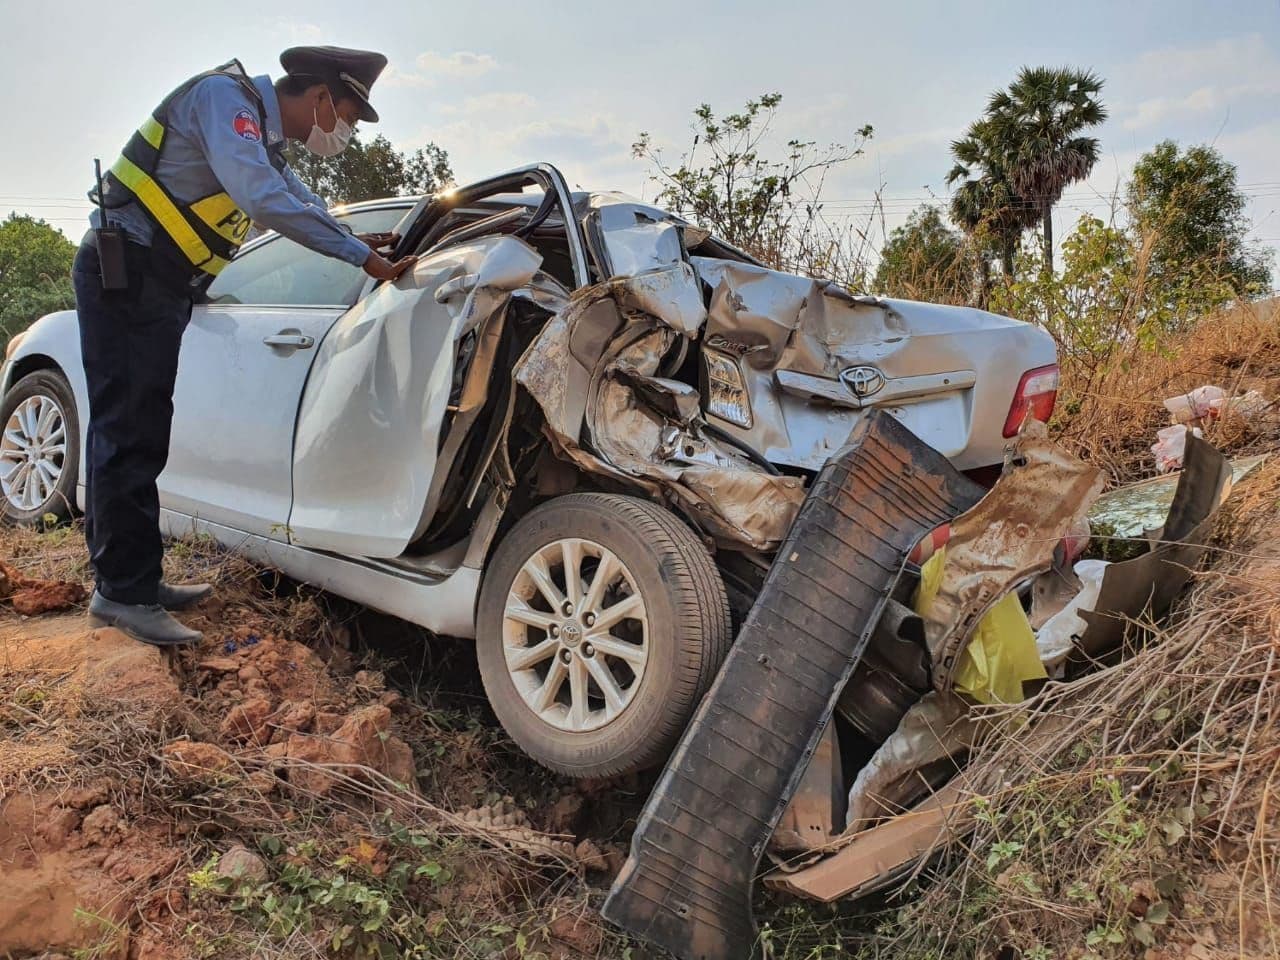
[279,45,388,123]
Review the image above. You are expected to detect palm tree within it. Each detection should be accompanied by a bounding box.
[985,67,1107,273]
[946,121,1039,299]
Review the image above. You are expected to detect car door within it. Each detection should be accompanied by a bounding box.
[159,205,411,539]
[286,233,544,557]
[284,165,590,559]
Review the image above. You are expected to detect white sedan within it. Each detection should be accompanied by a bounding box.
[0,163,1057,776]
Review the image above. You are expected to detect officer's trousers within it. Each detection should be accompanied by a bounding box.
[72,239,193,606]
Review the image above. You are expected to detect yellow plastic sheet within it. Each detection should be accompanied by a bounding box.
[914,548,1047,704]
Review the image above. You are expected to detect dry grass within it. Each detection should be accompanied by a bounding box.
[1054,297,1280,484]
[871,462,1278,959]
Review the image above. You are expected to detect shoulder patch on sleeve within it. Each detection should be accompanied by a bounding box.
[232,108,261,142]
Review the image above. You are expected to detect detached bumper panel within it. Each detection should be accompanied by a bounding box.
[603,410,984,960]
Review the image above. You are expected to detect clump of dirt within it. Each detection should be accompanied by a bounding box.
[0,785,183,958]
[183,625,346,713]
[283,703,417,796]
[0,557,87,615]
[160,740,238,788]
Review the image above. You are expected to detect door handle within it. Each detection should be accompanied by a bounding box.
[263,332,315,350]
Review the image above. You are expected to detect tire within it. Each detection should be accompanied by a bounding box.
[0,369,79,525]
[476,493,732,778]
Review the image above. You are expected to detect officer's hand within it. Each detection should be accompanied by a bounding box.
[363,251,418,282]
[357,231,399,252]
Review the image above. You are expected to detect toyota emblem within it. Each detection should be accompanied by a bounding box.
[840,365,886,399]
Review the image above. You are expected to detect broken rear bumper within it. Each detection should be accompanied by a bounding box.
[602,410,984,960]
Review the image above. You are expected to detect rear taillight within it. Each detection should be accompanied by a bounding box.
[1003,364,1059,437]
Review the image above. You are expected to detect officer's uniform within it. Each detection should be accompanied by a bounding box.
[73,47,384,607]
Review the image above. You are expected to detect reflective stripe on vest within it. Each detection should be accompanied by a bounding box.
[188,193,254,246]
[101,61,264,282]
[109,153,231,276]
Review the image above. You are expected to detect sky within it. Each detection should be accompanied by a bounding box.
[2,0,1279,269]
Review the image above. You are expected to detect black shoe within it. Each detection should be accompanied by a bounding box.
[88,591,203,647]
[157,581,213,611]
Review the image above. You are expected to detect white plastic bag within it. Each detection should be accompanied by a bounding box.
[1163,385,1225,423]
[1152,424,1202,473]
[1209,390,1269,421]
[1035,559,1109,671]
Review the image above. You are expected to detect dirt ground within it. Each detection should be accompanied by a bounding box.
[0,546,640,960]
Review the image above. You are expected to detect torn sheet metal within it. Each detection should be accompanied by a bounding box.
[591,328,805,549]
[602,411,985,960]
[921,429,1104,691]
[1088,454,1267,540]
[1072,434,1233,664]
[772,721,845,855]
[695,257,817,364]
[766,778,975,903]
[589,195,687,278]
[844,691,975,828]
[610,263,707,334]
[515,275,803,550]
[514,289,618,445]
[609,364,700,424]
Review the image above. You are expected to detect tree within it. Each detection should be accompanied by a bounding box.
[0,214,76,346]
[946,120,1040,296]
[873,206,969,304]
[633,94,875,283]
[1127,141,1272,308]
[984,67,1107,273]
[990,215,1141,369]
[284,133,453,206]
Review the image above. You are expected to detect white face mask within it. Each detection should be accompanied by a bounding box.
[304,105,353,157]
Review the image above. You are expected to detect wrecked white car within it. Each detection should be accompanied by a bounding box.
[0,163,1057,776]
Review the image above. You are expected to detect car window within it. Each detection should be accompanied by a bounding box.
[205,207,409,306]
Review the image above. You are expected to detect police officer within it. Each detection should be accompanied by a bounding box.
[73,46,417,647]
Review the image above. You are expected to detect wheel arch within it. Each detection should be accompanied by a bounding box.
[7,352,64,388]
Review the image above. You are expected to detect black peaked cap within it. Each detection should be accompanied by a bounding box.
[280,45,388,122]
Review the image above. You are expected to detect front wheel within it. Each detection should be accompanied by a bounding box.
[476,493,731,778]
[0,370,79,525]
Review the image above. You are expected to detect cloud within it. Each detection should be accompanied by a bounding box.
[415,50,498,78]
[379,50,500,89]
[264,17,324,44]
[872,126,956,159]
[410,92,643,191]
[1123,80,1280,131]
[1125,33,1270,89]
[1118,33,1280,130]
[379,63,434,89]
[438,92,538,115]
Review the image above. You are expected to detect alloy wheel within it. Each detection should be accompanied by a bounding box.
[502,538,650,733]
[0,394,66,513]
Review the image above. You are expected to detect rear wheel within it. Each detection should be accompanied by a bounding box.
[476,493,731,778]
[0,370,79,524]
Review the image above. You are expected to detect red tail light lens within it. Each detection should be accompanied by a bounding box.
[1003,364,1060,437]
